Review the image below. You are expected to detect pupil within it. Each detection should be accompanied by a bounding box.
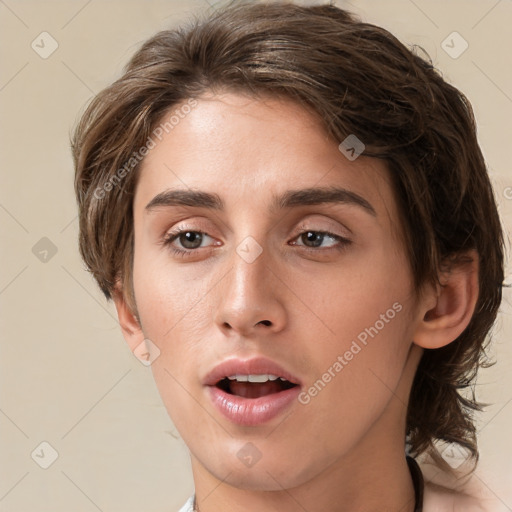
[181,232,202,249]
[303,231,323,247]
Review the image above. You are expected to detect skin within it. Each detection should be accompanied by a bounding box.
[114,91,479,512]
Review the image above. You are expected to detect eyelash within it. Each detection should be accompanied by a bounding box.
[162,227,352,259]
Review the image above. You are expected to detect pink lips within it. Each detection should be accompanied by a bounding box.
[203,357,302,426]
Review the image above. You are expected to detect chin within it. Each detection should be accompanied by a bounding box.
[211,464,303,492]
[196,446,324,492]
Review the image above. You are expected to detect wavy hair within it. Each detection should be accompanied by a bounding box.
[72,0,504,470]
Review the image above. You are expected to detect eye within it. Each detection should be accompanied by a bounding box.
[291,230,351,252]
[161,227,351,259]
[163,229,217,257]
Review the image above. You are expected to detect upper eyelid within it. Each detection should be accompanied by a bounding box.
[163,215,352,238]
[163,224,350,238]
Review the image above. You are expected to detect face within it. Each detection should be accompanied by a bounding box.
[130,91,421,491]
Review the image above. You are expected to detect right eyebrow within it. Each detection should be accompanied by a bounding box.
[145,189,224,211]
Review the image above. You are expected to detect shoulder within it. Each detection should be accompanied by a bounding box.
[423,481,490,512]
[177,494,195,512]
[418,456,508,512]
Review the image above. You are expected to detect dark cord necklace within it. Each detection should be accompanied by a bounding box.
[192,456,424,512]
[406,455,424,512]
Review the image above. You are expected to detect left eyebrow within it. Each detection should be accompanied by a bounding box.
[145,186,376,217]
[272,186,376,216]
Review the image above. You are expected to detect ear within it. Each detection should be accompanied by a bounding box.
[112,286,144,353]
[413,250,479,349]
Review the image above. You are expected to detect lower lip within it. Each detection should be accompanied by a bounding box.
[207,385,301,426]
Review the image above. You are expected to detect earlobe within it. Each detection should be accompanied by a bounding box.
[413,250,479,349]
[112,287,144,352]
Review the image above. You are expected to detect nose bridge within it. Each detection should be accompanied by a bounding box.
[215,233,286,334]
[229,235,272,308]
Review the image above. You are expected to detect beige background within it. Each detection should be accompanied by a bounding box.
[0,0,511,510]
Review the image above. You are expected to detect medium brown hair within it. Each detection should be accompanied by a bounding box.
[72,0,504,469]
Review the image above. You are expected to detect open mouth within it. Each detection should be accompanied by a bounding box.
[215,375,298,399]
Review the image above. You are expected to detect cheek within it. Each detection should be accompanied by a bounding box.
[292,246,413,411]
[293,241,411,346]
[132,255,212,433]
[295,306,412,463]
[133,246,204,335]
[131,254,212,420]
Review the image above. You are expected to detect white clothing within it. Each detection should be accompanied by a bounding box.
[178,495,194,512]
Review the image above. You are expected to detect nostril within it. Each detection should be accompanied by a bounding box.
[258,320,272,326]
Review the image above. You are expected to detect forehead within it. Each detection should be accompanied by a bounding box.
[134,91,399,227]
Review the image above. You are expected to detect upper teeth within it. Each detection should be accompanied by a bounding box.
[227,374,286,383]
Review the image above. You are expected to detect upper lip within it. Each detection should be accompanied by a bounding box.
[203,356,302,387]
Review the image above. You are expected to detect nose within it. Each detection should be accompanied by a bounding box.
[214,241,287,338]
